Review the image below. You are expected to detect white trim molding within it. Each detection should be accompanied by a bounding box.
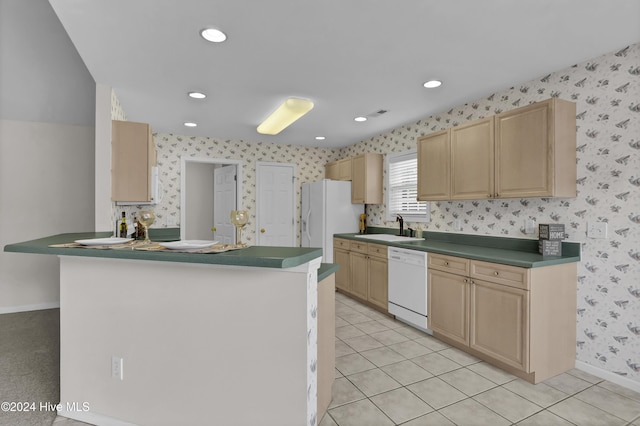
[575,360,640,394]
[0,302,60,315]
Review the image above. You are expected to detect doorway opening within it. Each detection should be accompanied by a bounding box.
[180,157,243,243]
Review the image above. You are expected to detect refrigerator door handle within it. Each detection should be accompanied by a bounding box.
[305,208,312,242]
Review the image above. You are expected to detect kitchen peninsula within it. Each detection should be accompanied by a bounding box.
[5,232,333,426]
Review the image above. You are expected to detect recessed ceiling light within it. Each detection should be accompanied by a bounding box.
[184,122,197,127]
[315,136,326,141]
[188,91,206,99]
[201,28,227,43]
[423,80,442,89]
[354,116,367,122]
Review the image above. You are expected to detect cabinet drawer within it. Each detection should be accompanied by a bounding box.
[350,241,368,254]
[334,238,350,250]
[367,243,387,258]
[470,260,530,290]
[428,253,469,276]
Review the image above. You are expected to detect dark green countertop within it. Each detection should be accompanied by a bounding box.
[318,263,339,282]
[335,227,580,268]
[4,232,324,270]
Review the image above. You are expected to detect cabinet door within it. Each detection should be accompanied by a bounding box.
[351,154,383,204]
[495,101,552,198]
[351,155,366,203]
[338,158,352,181]
[325,161,339,180]
[112,120,155,202]
[334,248,351,292]
[451,117,495,199]
[368,255,388,311]
[470,279,529,371]
[349,251,369,300]
[417,130,450,200]
[427,269,469,346]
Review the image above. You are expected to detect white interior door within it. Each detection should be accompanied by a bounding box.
[213,165,237,244]
[256,162,295,246]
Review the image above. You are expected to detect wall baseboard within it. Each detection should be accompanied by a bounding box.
[0,302,60,315]
[57,409,138,426]
[575,360,640,394]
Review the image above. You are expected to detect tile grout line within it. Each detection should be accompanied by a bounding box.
[333,298,640,426]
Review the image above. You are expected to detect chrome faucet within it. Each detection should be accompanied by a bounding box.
[396,214,404,236]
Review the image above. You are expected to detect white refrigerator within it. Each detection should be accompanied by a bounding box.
[301,180,363,263]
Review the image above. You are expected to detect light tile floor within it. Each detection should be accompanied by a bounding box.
[321,292,640,426]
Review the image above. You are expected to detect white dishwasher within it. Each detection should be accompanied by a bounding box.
[388,246,431,333]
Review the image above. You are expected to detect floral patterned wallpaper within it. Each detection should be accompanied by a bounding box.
[113,43,639,386]
[343,43,640,384]
[151,135,339,245]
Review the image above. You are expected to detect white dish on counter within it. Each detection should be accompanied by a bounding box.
[75,237,133,246]
[159,240,218,250]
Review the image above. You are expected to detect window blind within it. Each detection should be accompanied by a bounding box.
[388,155,427,216]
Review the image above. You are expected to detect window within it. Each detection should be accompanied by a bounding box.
[385,151,430,222]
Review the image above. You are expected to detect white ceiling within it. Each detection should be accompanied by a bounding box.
[49,0,640,148]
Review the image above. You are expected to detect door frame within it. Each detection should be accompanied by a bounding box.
[180,156,243,240]
[255,161,297,246]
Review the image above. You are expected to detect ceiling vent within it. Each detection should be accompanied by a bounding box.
[367,109,388,118]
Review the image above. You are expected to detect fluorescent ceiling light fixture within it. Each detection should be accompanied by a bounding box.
[201,28,227,43]
[184,122,197,127]
[354,116,367,122]
[188,91,206,99]
[315,136,326,141]
[423,80,442,88]
[257,98,314,135]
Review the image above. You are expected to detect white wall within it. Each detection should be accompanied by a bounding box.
[0,0,95,312]
[0,120,94,311]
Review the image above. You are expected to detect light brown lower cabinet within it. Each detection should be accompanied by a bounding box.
[428,252,576,384]
[333,238,388,313]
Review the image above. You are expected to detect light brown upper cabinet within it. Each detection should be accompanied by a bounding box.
[495,98,576,198]
[351,153,383,204]
[417,129,450,200]
[324,158,352,181]
[325,161,339,180]
[417,98,576,201]
[111,120,157,203]
[338,158,352,181]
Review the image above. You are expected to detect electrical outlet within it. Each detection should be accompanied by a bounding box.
[453,219,462,231]
[167,216,177,227]
[111,356,123,380]
[525,219,536,234]
[587,222,608,239]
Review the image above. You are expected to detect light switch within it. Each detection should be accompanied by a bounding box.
[587,222,608,239]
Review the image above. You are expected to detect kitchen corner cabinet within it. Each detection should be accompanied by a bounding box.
[111,120,157,202]
[333,238,388,312]
[325,158,352,181]
[417,98,576,201]
[352,153,383,204]
[334,238,357,293]
[325,161,339,180]
[427,252,576,384]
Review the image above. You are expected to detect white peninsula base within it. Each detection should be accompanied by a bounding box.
[57,255,322,426]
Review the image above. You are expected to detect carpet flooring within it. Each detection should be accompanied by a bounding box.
[0,309,60,426]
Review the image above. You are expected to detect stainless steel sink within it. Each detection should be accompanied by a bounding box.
[352,234,424,242]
